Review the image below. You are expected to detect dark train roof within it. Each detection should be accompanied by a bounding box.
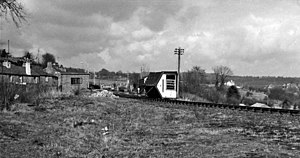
[144,71,177,87]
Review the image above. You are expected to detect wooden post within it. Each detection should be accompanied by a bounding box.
[174,47,184,98]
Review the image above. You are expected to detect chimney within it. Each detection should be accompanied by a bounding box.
[47,62,52,69]
[3,61,11,68]
[25,61,31,75]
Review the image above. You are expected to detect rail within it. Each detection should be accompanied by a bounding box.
[114,92,300,115]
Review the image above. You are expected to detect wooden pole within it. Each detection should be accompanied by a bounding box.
[174,47,184,98]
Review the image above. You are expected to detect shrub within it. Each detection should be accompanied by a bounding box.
[73,88,80,96]
[180,92,208,102]
[226,86,241,104]
[241,97,256,106]
[227,97,240,105]
[227,86,241,99]
[0,83,50,111]
[268,87,286,100]
[246,91,253,97]
[203,88,226,103]
[39,89,73,100]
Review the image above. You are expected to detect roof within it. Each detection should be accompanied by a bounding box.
[31,65,57,77]
[0,63,28,76]
[251,103,270,108]
[60,72,90,75]
[144,72,162,86]
[0,62,57,78]
[144,71,177,86]
[0,57,28,63]
[52,66,89,75]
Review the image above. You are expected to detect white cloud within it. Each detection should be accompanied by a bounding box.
[97,48,111,62]
[3,0,300,76]
[132,27,154,40]
[109,22,127,37]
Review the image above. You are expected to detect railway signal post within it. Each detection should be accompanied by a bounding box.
[174,47,184,98]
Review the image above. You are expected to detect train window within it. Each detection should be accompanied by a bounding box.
[162,79,164,92]
[166,75,175,90]
[166,75,176,80]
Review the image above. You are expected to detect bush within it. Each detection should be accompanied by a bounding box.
[268,87,297,103]
[203,88,226,103]
[268,87,286,100]
[241,97,256,106]
[181,92,208,102]
[226,86,241,104]
[0,83,50,111]
[39,89,73,100]
[227,97,240,105]
[72,87,81,96]
[227,86,241,99]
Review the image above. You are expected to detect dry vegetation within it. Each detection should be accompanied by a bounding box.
[1,92,300,157]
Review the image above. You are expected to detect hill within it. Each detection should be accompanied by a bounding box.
[206,73,300,89]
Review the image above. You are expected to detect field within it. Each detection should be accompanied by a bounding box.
[1,93,300,157]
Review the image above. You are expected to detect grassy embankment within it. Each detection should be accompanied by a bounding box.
[1,92,300,157]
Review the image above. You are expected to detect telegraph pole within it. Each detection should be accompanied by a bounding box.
[7,40,9,54]
[174,47,184,98]
[93,68,96,85]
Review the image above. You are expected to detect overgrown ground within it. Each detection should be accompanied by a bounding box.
[1,93,300,157]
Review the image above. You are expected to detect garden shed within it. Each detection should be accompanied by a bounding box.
[144,71,177,99]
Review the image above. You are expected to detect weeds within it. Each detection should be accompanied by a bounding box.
[1,94,300,157]
[163,110,177,123]
[0,82,60,111]
[39,89,73,100]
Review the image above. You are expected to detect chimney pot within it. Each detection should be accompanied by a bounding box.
[25,61,31,75]
[47,62,52,68]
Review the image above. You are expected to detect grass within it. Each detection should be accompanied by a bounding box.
[1,93,300,157]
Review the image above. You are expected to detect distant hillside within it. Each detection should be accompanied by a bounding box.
[206,73,300,88]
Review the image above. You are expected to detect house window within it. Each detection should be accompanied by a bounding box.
[34,77,39,83]
[166,75,176,90]
[71,78,82,84]
[9,75,13,82]
[45,77,49,82]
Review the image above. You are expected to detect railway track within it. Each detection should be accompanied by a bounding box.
[114,92,300,115]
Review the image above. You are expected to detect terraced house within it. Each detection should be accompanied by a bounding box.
[0,57,58,88]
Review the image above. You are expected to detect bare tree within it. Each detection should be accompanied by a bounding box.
[213,65,233,89]
[190,66,206,86]
[181,66,206,94]
[0,0,26,27]
[140,64,150,79]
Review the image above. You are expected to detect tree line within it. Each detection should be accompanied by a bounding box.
[0,49,57,68]
[181,65,238,104]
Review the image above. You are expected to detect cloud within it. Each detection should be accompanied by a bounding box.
[2,0,300,76]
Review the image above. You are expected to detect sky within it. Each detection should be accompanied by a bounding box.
[1,0,300,77]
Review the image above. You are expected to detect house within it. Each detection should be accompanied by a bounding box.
[143,71,177,99]
[0,57,58,88]
[45,62,90,93]
[225,80,235,87]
